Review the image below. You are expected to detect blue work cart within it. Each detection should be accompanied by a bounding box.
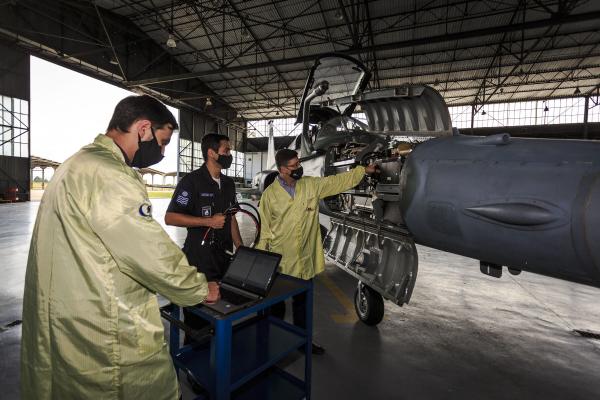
[162,275,313,400]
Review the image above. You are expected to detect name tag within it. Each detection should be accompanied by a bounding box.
[200,193,214,197]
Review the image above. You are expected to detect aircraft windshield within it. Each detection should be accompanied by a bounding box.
[311,56,366,102]
[296,54,369,124]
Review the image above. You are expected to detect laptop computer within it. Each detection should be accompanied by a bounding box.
[201,246,281,315]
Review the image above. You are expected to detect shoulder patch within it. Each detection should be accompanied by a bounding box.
[139,202,153,218]
[176,191,190,206]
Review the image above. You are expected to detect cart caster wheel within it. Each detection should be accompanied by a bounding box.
[354,282,384,326]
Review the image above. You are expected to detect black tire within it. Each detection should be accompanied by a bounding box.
[354,283,384,326]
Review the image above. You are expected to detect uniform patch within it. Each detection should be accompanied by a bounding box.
[139,202,152,217]
[200,192,214,197]
[201,205,212,217]
[176,190,189,206]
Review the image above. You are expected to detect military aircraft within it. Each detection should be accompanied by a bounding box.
[253,53,600,325]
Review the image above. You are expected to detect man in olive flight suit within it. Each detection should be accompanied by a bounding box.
[257,148,376,354]
[21,95,218,400]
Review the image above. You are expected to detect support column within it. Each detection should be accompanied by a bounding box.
[583,96,590,139]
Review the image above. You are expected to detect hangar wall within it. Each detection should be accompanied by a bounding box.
[0,42,30,201]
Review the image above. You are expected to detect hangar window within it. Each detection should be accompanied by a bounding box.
[247,118,299,138]
[543,97,586,125]
[448,106,471,129]
[474,101,538,128]
[226,150,245,179]
[178,138,203,175]
[469,97,587,128]
[0,95,29,158]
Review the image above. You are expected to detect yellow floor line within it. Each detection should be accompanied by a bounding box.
[318,274,358,324]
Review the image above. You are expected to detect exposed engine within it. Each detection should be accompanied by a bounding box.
[322,139,416,226]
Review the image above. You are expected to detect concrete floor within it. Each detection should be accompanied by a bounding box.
[1,200,600,399]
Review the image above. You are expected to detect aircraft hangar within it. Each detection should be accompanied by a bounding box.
[1,1,600,399]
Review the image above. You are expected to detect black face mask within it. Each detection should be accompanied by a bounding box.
[217,154,233,169]
[131,128,164,168]
[290,166,303,180]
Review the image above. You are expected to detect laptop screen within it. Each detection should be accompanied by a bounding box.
[222,247,281,296]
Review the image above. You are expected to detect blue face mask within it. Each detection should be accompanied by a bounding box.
[131,127,164,168]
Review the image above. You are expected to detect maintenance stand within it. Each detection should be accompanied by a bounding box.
[162,275,313,400]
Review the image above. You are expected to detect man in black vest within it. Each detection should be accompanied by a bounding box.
[166,133,242,342]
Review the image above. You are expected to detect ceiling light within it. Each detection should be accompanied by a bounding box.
[205,97,213,107]
[166,34,177,48]
[275,111,280,116]
[109,56,119,65]
[334,10,344,21]
[481,109,486,115]
[499,87,504,94]
[574,86,581,95]
[544,105,549,112]
[433,79,439,86]
[241,28,250,38]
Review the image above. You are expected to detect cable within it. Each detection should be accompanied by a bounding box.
[236,201,261,227]
[201,205,261,247]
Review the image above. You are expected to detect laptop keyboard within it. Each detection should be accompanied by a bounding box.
[220,288,253,305]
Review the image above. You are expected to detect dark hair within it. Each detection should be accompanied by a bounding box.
[275,148,298,169]
[107,95,178,132]
[201,133,230,160]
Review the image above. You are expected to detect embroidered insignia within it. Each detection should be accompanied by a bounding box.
[176,190,189,206]
[201,205,212,217]
[139,203,152,217]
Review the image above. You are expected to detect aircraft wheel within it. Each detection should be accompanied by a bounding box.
[354,282,384,326]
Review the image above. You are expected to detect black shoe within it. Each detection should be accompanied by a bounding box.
[311,341,325,355]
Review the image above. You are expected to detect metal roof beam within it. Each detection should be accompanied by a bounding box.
[127,10,600,87]
[198,30,600,88]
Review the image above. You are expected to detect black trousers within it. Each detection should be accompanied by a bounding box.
[270,278,311,329]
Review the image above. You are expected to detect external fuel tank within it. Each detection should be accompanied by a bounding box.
[400,133,600,288]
